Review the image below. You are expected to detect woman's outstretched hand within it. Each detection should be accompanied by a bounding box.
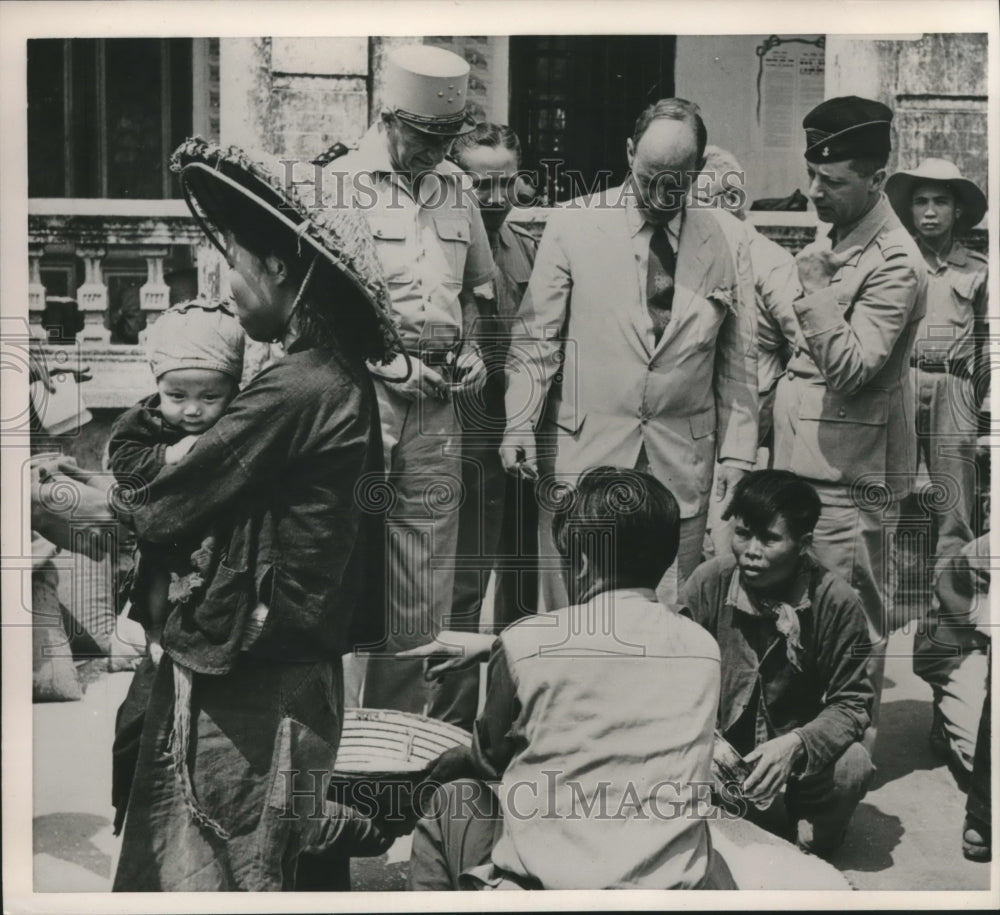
[396,631,494,681]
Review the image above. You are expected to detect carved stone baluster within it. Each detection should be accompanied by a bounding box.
[140,247,171,314]
[76,247,111,342]
[29,245,47,317]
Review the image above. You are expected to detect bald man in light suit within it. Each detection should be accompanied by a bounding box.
[501,98,758,610]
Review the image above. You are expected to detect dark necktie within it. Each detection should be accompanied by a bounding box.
[646,228,676,344]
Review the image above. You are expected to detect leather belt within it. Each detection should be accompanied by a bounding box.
[911,357,948,374]
[910,355,972,379]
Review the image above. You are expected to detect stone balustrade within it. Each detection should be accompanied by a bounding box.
[27,199,225,407]
[28,198,212,344]
[26,199,987,412]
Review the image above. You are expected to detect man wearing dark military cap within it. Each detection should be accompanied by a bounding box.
[767,96,928,744]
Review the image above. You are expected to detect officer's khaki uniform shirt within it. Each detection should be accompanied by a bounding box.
[771,195,928,500]
[913,238,988,371]
[336,125,494,350]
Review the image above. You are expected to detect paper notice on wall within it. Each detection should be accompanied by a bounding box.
[762,50,796,147]
[761,44,825,150]
[796,49,826,118]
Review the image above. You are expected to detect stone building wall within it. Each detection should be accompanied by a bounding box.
[219,37,371,156]
[217,36,500,157]
[825,33,988,217]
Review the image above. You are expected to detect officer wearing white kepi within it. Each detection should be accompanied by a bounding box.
[336,44,496,718]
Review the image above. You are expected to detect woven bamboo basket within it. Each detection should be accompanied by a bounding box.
[334,708,472,775]
[329,709,472,819]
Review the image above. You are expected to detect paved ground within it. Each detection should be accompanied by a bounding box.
[30,627,990,894]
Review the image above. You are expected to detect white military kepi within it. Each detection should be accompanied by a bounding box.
[384,44,476,136]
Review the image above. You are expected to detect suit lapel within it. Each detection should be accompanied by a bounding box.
[652,209,713,357]
[597,201,652,358]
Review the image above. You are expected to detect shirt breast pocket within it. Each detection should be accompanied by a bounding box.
[947,272,980,316]
[367,216,412,285]
[433,216,470,283]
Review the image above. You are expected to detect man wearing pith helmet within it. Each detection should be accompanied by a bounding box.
[886,158,989,789]
[768,95,928,744]
[335,44,496,720]
[885,157,988,560]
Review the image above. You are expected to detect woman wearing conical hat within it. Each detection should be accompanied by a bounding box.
[112,137,407,890]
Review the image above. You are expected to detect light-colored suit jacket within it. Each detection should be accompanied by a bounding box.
[771,195,927,501]
[505,189,758,518]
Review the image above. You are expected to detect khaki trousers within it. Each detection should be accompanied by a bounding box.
[360,381,462,716]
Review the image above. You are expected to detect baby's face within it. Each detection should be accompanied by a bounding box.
[156,368,237,434]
